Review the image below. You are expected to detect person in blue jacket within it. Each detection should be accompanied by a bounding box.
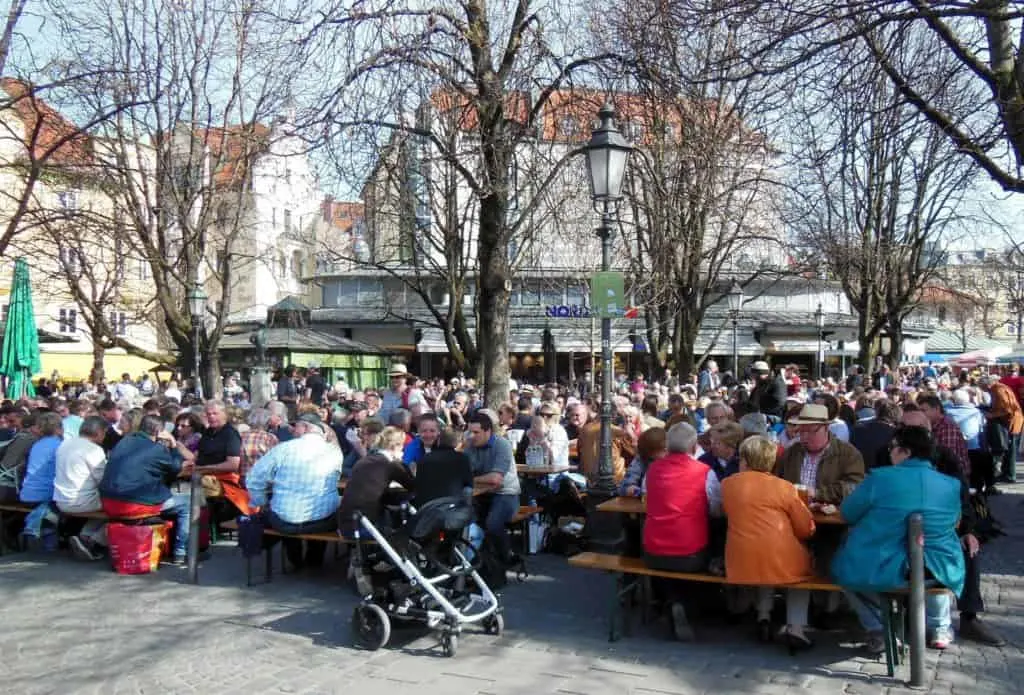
[832,425,965,656]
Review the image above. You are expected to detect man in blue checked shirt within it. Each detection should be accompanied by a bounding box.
[246,412,343,569]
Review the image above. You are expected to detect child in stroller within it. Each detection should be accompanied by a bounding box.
[349,495,503,657]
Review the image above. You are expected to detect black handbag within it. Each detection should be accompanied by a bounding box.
[236,514,265,558]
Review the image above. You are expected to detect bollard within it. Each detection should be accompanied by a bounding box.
[187,471,201,584]
[907,513,925,688]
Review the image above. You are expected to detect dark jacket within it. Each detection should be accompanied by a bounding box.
[0,431,38,476]
[337,452,415,534]
[99,432,183,506]
[775,437,866,504]
[751,374,787,418]
[698,452,740,481]
[852,420,897,471]
[414,447,473,506]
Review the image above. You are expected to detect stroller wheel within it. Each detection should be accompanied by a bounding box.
[441,631,458,658]
[352,603,390,651]
[484,613,504,636]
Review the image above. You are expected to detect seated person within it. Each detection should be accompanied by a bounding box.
[343,419,384,479]
[98,415,197,564]
[194,400,246,516]
[722,436,815,649]
[465,412,521,565]
[831,425,965,656]
[643,422,722,641]
[0,409,38,503]
[775,404,865,504]
[403,413,442,471]
[337,426,415,538]
[18,412,64,505]
[698,421,743,481]
[53,415,110,561]
[246,413,345,569]
[414,428,473,506]
[515,416,554,468]
[619,427,667,497]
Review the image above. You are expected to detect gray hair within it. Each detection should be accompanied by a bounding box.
[666,422,698,454]
[204,398,227,412]
[388,408,411,428]
[267,400,287,418]
[79,415,108,439]
[951,389,971,406]
[247,407,271,430]
[139,414,165,437]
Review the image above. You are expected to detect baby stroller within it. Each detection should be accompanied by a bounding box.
[349,496,503,657]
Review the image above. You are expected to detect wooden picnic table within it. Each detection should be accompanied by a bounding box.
[516,464,573,476]
[595,495,845,525]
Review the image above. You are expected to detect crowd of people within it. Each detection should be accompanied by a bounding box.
[0,357,1021,656]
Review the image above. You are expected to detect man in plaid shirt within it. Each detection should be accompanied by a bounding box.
[245,413,343,569]
[239,408,278,481]
[917,395,970,478]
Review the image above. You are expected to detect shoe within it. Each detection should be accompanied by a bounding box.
[863,632,886,656]
[959,617,1006,647]
[504,552,523,568]
[755,619,772,643]
[669,602,694,642]
[929,627,953,650]
[69,535,100,562]
[780,626,814,655]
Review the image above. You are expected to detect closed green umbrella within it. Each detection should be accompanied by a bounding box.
[0,258,41,399]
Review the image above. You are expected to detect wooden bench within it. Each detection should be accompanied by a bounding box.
[570,550,947,682]
[0,502,180,554]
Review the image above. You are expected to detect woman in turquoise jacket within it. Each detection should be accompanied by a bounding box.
[831,425,965,655]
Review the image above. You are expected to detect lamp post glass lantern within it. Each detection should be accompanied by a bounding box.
[583,102,632,498]
[184,280,207,585]
[186,282,208,400]
[815,302,825,380]
[728,281,744,375]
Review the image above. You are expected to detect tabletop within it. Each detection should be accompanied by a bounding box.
[595,495,845,525]
[516,464,573,476]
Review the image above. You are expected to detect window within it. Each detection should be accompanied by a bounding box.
[541,287,563,306]
[558,115,578,138]
[57,189,78,211]
[509,287,520,307]
[938,306,947,323]
[58,246,81,274]
[521,285,540,306]
[109,311,128,336]
[291,250,304,278]
[138,258,150,280]
[59,308,77,334]
[567,285,586,307]
[284,209,292,233]
[277,251,287,279]
[1,304,8,324]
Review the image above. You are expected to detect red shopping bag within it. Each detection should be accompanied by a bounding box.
[108,522,172,575]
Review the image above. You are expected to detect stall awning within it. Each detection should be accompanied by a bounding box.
[38,352,161,382]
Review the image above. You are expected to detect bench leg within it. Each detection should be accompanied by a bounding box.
[607,571,640,642]
[265,546,273,583]
[246,554,253,587]
[881,600,897,678]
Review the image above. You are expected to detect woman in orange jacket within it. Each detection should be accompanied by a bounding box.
[722,436,816,651]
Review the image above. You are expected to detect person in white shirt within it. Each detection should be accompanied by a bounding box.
[53,416,109,560]
[163,379,182,403]
[113,373,139,403]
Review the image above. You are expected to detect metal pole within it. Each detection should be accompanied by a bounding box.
[187,320,202,584]
[731,314,738,377]
[907,513,926,688]
[817,331,823,381]
[597,205,614,496]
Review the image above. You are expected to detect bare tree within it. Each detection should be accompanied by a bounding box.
[48,0,309,392]
[306,0,610,406]
[786,36,978,369]
[688,1,1024,194]
[599,0,790,378]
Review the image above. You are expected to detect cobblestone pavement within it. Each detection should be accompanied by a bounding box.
[2,489,1023,695]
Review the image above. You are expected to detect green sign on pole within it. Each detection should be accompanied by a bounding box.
[590,271,625,318]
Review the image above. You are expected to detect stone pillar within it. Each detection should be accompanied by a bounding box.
[250,367,273,408]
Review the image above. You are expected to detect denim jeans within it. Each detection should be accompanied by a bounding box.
[926,592,952,633]
[846,591,883,633]
[161,492,192,558]
[482,493,519,560]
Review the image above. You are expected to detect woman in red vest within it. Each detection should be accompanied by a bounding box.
[643,422,723,641]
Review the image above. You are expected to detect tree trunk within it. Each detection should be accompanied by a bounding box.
[202,349,220,401]
[887,319,904,372]
[89,340,105,386]
[476,193,510,409]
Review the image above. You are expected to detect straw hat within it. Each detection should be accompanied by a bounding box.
[751,360,771,373]
[388,364,410,377]
[786,403,831,425]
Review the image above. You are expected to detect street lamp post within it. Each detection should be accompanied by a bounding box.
[584,102,632,500]
[185,281,207,584]
[815,302,825,381]
[727,281,744,377]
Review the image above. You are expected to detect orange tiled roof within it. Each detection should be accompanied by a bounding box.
[193,122,271,189]
[321,199,364,233]
[0,78,93,166]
